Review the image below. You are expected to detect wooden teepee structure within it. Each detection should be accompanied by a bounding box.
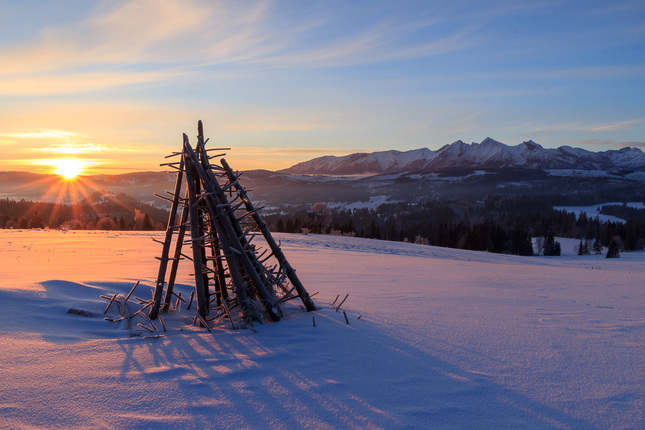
[148,121,316,327]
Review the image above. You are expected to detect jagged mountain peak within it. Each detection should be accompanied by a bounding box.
[280,139,645,175]
[479,137,503,146]
[520,140,542,151]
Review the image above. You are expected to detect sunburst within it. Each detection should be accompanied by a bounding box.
[53,158,84,180]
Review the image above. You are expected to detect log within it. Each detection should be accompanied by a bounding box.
[183,137,263,322]
[163,194,189,312]
[188,145,280,321]
[220,158,316,312]
[150,156,185,320]
[142,315,157,331]
[132,301,151,318]
[124,280,140,302]
[330,294,340,307]
[184,153,208,320]
[137,323,154,332]
[103,294,117,314]
[196,313,211,332]
[336,294,349,312]
[175,291,183,312]
[186,290,195,310]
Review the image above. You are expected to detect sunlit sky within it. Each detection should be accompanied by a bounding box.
[1,0,644,175]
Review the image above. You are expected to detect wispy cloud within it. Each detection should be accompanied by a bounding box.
[27,143,113,154]
[515,122,586,137]
[0,0,478,95]
[225,145,366,170]
[0,70,185,95]
[0,129,76,139]
[223,122,330,132]
[590,119,643,133]
[232,146,365,156]
[569,138,645,148]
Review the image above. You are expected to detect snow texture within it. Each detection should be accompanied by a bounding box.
[281,138,645,175]
[555,202,645,223]
[1,230,644,429]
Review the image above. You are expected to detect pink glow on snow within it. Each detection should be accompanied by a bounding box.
[1,230,644,428]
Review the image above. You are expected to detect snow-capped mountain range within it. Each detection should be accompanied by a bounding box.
[280,138,645,175]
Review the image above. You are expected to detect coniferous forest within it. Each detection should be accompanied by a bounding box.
[264,196,645,256]
[2,191,644,257]
[0,193,167,231]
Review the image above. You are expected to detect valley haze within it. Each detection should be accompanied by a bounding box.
[2,139,644,209]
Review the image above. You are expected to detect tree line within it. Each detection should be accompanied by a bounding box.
[265,196,645,256]
[4,191,644,257]
[0,194,167,231]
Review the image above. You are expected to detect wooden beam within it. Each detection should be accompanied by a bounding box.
[187,130,280,321]
[149,155,185,320]
[220,158,316,311]
[184,145,209,320]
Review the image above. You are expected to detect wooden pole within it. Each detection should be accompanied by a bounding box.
[194,146,211,307]
[162,188,189,311]
[185,134,280,321]
[184,134,257,322]
[212,240,229,305]
[149,156,185,320]
[220,158,316,312]
[196,123,277,306]
[183,142,209,320]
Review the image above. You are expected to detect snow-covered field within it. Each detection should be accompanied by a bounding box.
[555,202,645,223]
[1,230,644,429]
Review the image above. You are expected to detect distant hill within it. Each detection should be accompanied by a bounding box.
[0,171,176,205]
[280,138,645,175]
[2,138,645,213]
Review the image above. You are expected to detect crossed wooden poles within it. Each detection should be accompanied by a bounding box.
[148,121,316,326]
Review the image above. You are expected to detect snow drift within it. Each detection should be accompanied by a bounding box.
[1,230,644,429]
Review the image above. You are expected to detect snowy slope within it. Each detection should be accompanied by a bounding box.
[280,139,645,175]
[281,148,437,175]
[1,230,645,429]
[555,202,645,223]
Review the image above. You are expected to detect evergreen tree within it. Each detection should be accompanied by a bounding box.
[28,211,45,229]
[592,237,603,254]
[142,213,153,231]
[511,227,533,256]
[606,237,620,258]
[369,219,380,239]
[543,230,561,256]
[118,216,127,230]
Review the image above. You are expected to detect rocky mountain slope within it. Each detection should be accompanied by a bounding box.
[280,138,645,175]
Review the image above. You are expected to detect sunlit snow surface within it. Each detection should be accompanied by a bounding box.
[1,230,644,429]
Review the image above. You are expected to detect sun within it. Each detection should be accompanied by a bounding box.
[54,158,84,179]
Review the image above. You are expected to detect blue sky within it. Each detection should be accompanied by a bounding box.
[0,0,644,173]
